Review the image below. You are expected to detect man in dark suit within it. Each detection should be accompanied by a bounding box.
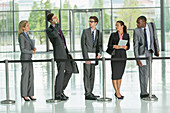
[133,16,160,99]
[81,16,102,100]
[46,13,72,100]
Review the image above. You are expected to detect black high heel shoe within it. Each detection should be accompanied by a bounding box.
[114,93,124,99]
[29,96,36,101]
[22,97,30,101]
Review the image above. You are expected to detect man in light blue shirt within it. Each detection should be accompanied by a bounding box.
[81,16,102,100]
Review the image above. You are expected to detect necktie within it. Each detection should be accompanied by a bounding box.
[92,31,95,47]
[144,28,148,50]
[58,28,66,47]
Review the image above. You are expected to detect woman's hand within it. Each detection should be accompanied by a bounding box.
[113,45,121,49]
[122,46,127,50]
[33,48,36,54]
[33,48,36,51]
[33,50,35,54]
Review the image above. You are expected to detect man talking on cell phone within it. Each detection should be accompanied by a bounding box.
[46,13,73,101]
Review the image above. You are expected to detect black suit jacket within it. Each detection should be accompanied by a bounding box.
[106,31,130,55]
[46,24,69,60]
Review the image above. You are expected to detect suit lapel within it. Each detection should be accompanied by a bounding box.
[139,28,145,40]
[123,33,126,40]
[22,32,33,48]
[87,28,93,46]
[50,24,59,33]
[115,32,120,44]
[147,23,153,44]
[88,28,99,47]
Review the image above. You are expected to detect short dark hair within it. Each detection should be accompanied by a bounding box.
[89,16,98,23]
[47,13,54,23]
[137,16,147,22]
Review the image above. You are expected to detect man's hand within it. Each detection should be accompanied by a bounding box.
[156,51,159,57]
[97,54,101,59]
[33,48,36,51]
[56,17,59,23]
[137,60,143,67]
[33,48,36,54]
[86,61,91,64]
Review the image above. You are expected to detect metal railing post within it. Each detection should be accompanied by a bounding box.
[1,59,15,104]
[46,58,61,103]
[97,57,112,101]
[143,56,158,101]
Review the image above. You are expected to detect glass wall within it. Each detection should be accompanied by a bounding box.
[0,0,13,52]
[165,0,170,51]
[0,0,165,52]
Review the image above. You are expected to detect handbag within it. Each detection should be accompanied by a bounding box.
[68,54,79,73]
[106,48,115,56]
[151,22,159,56]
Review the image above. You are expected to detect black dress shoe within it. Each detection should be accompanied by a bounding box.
[22,97,30,101]
[91,93,100,98]
[140,94,149,99]
[61,93,69,99]
[115,93,124,99]
[85,94,97,100]
[29,96,36,101]
[55,95,67,101]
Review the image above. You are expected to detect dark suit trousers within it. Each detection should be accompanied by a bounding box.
[55,56,72,96]
[83,63,95,96]
[21,62,34,97]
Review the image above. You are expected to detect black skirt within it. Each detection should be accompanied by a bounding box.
[111,49,127,80]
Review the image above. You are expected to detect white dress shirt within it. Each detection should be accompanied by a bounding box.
[91,28,96,41]
[142,24,151,50]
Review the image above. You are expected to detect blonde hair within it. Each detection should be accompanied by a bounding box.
[18,20,28,37]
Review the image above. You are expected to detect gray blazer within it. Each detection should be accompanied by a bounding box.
[133,23,160,58]
[18,32,34,59]
[81,28,102,59]
[46,24,69,60]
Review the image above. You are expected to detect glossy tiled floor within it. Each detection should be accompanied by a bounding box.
[0,51,170,113]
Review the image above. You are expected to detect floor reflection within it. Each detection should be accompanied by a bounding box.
[114,100,122,113]
[85,101,94,113]
[21,102,35,113]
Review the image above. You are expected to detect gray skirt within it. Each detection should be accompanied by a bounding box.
[111,49,127,80]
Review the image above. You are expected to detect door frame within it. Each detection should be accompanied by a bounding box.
[70,9,103,53]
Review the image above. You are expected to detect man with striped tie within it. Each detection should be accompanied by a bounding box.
[81,16,102,100]
[133,16,160,99]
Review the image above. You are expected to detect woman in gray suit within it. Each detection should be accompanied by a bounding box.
[106,21,130,99]
[18,20,36,101]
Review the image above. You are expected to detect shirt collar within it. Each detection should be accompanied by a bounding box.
[142,23,148,30]
[51,24,55,28]
[118,32,123,36]
[145,23,149,29]
[23,31,28,35]
[91,28,96,32]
